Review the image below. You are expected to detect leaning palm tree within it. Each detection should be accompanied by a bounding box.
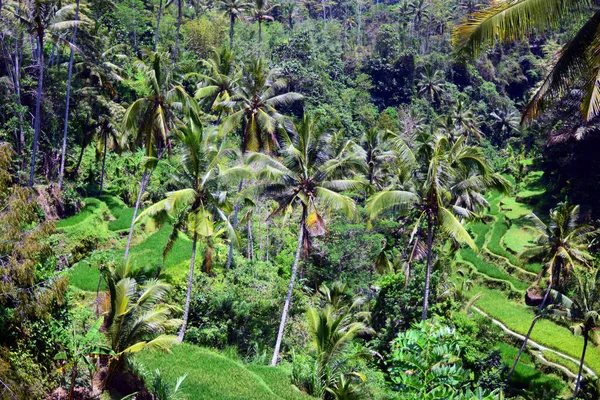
[135,120,250,342]
[567,269,600,397]
[7,0,84,187]
[367,134,507,319]
[122,51,199,260]
[509,203,596,379]
[216,0,252,48]
[102,261,182,388]
[247,115,364,366]
[221,58,303,152]
[453,0,600,122]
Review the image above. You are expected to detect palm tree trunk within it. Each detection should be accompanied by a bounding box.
[29,31,44,188]
[247,218,254,261]
[73,138,86,177]
[574,332,589,397]
[100,131,107,195]
[421,212,434,320]
[271,209,306,366]
[178,231,198,343]
[154,0,163,52]
[229,14,235,48]
[507,282,553,380]
[58,0,80,190]
[124,149,165,259]
[173,0,182,61]
[124,169,150,259]
[225,179,243,269]
[258,21,262,56]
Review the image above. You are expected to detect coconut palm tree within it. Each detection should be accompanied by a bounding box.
[247,114,364,366]
[7,0,84,187]
[250,0,276,53]
[490,107,520,144]
[102,261,182,388]
[122,51,199,260]
[508,202,596,380]
[216,0,252,49]
[407,0,429,38]
[357,127,395,192]
[567,269,600,397]
[366,134,507,320]
[135,120,250,342]
[193,47,239,120]
[221,58,303,152]
[417,66,445,108]
[453,0,600,122]
[451,99,483,143]
[90,96,127,194]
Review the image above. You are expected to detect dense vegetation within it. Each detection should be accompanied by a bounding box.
[2,0,600,398]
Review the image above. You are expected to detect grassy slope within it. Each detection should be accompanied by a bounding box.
[66,196,196,291]
[458,171,600,379]
[136,343,313,400]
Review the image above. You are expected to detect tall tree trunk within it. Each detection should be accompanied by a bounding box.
[574,332,589,398]
[73,137,87,177]
[154,0,163,51]
[225,180,243,269]
[271,208,306,366]
[258,21,262,56]
[124,149,165,259]
[173,0,182,61]
[29,31,44,187]
[178,231,198,343]
[124,169,150,259]
[247,217,254,261]
[507,282,553,380]
[99,131,107,195]
[13,30,24,161]
[58,0,80,190]
[421,212,435,320]
[229,14,235,48]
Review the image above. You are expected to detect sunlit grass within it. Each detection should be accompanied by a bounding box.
[136,343,313,400]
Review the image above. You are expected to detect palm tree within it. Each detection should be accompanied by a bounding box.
[407,0,429,38]
[102,261,182,388]
[306,301,371,397]
[247,115,364,366]
[222,58,303,152]
[490,107,520,144]
[417,66,445,104]
[453,0,600,122]
[417,66,446,121]
[357,128,395,191]
[567,269,600,397]
[135,120,250,342]
[250,0,276,53]
[451,99,483,142]
[281,0,298,32]
[367,134,507,320]
[216,0,252,49]
[57,0,81,190]
[122,51,199,260]
[95,101,127,195]
[193,47,238,120]
[8,0,83,187]
[508,202,595,380]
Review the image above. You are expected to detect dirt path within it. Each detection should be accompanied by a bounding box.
[473,306,597,379]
